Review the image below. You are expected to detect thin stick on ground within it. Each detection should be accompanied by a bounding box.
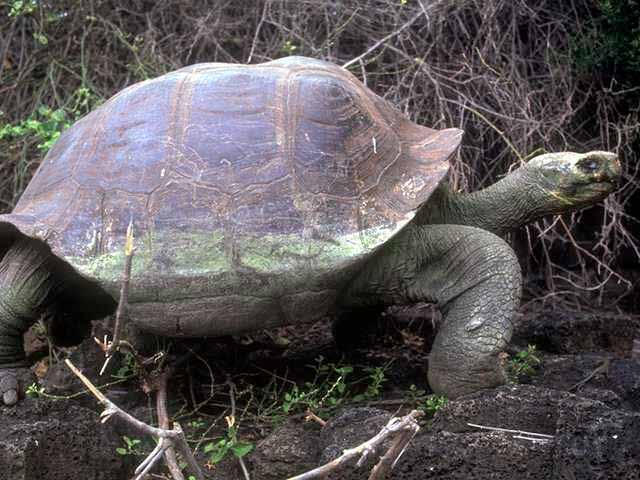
[287,410,423,480]
[226,377,251,480]
[156,369,185,480]
[304,409,327,427]
[467,422,555,444]
[65,359,205,480]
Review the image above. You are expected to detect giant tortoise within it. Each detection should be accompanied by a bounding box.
[0,56,620,405]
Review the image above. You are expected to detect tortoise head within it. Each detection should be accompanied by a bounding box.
[524,151,621,212]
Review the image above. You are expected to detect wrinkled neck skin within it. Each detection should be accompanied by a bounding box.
[415,166,565,236]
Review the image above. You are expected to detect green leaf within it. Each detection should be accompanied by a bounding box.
[210,444,230,464]
[203,442,216,454]
[116,447,128,455]
[231,442,254,458]
[33,32,48,45]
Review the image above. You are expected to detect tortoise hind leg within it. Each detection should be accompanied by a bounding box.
[341,224,521,398]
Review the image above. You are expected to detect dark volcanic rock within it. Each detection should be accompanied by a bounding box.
[319,407,392,479]
[554,397,640,479]
[533,353,640,411]
[296,386,640,479]
[396,430,554,479]
[0,399,132,480]
[251,419,322,480]
[428,386,640,480]
[319,407,391,464]
[432,384,564,434]
[513,309,639,356]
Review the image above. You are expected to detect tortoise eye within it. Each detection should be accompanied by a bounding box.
[577,157,600,173]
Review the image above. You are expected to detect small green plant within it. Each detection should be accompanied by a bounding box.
[0,87,101,153]
[204,418,253,464]
[282,40,298,55]
[353,366,388,401]
[508,344,541,382]
[33,32,48,45]
[406,384,427,403]
[421,394,448,418]
[116,436,143,456]
[277,358,390,417]
[8,0,37,17]
[0,106,69,151]
[571,0,640,85]
[187,418,206,429]
[280,357,355,415]
[25,382,45,398]
[112,351,137,379]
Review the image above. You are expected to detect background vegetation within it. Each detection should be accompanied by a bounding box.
[1,0,639,308]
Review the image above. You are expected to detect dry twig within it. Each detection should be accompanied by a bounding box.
[288,410,423,480]
[156,369,186,480]
[467,422,554,444]
[65,359,205,480]
[106,220,135,356]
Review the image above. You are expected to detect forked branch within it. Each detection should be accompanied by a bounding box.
[288,410,423,480]
[65,359,205,480]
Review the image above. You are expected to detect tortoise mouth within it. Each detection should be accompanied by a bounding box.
[564,179,617,206]
[586,174,619,194]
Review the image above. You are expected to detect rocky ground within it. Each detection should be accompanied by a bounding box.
[1,304,639,480]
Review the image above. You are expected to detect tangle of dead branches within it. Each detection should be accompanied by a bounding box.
[1,0,638,305]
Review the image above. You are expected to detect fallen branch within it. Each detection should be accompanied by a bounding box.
[568,357,610,392]
[467,422,554,444]
[368,424,419,480]
[65,359,205,480]
[304,409,326,427]
[288,410,423,480]
[156,369,185,480]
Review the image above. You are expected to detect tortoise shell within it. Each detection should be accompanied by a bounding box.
[0,57,462,336]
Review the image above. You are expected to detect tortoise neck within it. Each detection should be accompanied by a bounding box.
[0,238,60,366]
[416,167,555,236]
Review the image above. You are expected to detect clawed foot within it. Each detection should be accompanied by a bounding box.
[0,367,35,406]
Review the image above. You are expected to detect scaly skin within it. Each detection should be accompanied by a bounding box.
[340,223,521,397]
[416,151,621,235]
[341,150,621,397]
[0,238,62,405]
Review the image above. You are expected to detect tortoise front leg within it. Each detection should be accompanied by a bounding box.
[341,224,521,398]
[0,238,62,405]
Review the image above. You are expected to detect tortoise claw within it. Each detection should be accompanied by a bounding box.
[0,371,18,405]
[0,367,35,406]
